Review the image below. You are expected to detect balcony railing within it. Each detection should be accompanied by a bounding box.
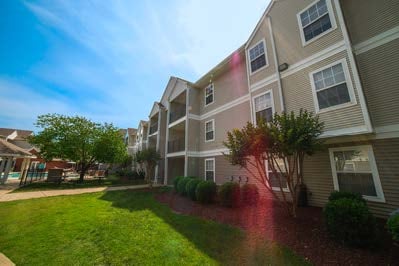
[168,138,185,153]
[149,122,158,135]
[169,104,186,124]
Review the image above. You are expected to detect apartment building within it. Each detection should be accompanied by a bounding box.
[136,0,399,217]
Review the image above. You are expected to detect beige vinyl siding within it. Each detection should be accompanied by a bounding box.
[188,86,201,116]
[269,0,344,66]
[356,38,399,128]
[199,101,251,151]
[158,109,167,157]
[341,0,399,45]
[197,55,249,115]
[282,50,365,132]
[187,157,200,177]
[198,155,248,184]
[247,18,276,84]
[187,119,200,151]
[251,81,283,114]
[303,138,399,218]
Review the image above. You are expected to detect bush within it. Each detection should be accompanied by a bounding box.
[218,182,241,207]
[186,178,202,201]
[241,184,259,206]
[173,176,184,192]
[387,209,399,242]
[115,169,144,180]
[196,180,217,204]
[328,190,366,204]
[324,198,376,247]
[177,177,192,196]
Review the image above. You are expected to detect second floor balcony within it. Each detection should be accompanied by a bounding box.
[168,138,185,154]
[169,104,186,124]
[149,122,158,135]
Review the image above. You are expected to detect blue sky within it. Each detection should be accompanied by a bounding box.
[0,0,269,131]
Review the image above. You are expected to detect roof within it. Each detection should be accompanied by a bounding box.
[127,128,137,136]
[0,139,33,157]
[0,128,33,140]
[118,129,128,137]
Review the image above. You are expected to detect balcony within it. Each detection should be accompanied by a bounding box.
[149,122,158,135]
[168,138,185,154]
[169,104,186,124]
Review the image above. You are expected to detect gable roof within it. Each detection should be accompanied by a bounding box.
[0,128,33,140]
[127,128,137,136]
[0,139,32,157]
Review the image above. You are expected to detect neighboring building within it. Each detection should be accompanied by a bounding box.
[133,120,148,153]
[126,128,138,156]
[135,0,399,217]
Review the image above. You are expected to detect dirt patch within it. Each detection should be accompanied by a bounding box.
[155,191,399,266]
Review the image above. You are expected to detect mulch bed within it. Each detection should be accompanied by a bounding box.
[155,191,399,266]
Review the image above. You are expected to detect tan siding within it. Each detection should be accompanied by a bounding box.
[303,138,399,218]
[198,55,249,115]
[187,119,200,151]
[187,157,200,177]
[199,101,251,151]
[341,0,399,45]
[188,86,201,116]
[247,17,277,84]
[269,0,344,65]
[282,50,365,132]
[356,39,399,128]
[251,81,283,113]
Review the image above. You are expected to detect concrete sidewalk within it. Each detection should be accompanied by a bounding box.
[0,184,155,202]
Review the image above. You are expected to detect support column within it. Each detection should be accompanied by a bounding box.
[1,157,13,184]
[0,157,6,178]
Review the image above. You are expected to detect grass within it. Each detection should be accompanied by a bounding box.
[12,175,146,193]
[0,190,309,265]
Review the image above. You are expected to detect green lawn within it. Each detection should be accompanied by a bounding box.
[12,175,146,193]
[0,190,309,265]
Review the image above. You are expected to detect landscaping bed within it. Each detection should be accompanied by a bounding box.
[156,190,399,266]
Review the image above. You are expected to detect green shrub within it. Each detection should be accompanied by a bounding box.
[196,180,217,204]
[241,184,259,206]
[218,182,241,207]
[328,190,365,204]
[186,178,201,201]
[387,209,399,242]
[324,198,376,247]
[177,177,192,196]
[173,176,184,192]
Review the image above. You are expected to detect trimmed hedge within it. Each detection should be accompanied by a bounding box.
[328,190,365,204]
[241,184,259,206]
[196,180,217,204]
[219,182,241,207]
[186,178,202,201]
[173,176,184,192]
[177,177,192,196]
[324,197,376,247]
[387,209,399,242]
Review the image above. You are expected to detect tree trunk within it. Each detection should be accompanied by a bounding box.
[79,171,85,183]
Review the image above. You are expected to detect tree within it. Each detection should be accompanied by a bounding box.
[224,110,324,217]
[29,114,127,182]
[134,148,161,188]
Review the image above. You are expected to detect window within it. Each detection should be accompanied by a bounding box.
[205,119,215,142]
[267,159,289,192]
[253,91,274,124]
[248,40,267,73]
[205,158,215,181]
[310,60,355,112]
[329,145,385,202]
[205,84,214,106]
[298,0,335,45]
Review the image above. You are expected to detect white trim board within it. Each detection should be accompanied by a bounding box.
[250,73,277,92]
[166,151,186,158]
[188,94,250,121]
[187,148,230,158]
[321,125,369,138]
[354,25,399,55]
[168,116,186,128]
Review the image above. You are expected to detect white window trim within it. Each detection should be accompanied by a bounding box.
[204,83,215,107]
[309,58,357,114]
[205,119,215,142]
[265,160,289,192]
[204,158,215,182]
[328,145,385,203]
[297,0,337,47]
[252,89,275,126]
[247,38,269,75]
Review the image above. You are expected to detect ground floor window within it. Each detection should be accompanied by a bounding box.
[205,158,215,181]
[329,145,385,202]
[267,159,289,191]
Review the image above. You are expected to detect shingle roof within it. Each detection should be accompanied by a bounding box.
[0,128,33,140]
[0,139,32,157]
[127,128,137,136]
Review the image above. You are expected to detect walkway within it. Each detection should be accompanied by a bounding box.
[0,184,155,202]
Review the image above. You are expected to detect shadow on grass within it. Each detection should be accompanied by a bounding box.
[99,189,308,265]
